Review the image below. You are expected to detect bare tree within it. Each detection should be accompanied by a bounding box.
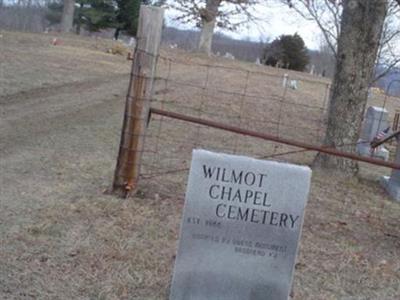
[314,0,388,174]
[170,0,259,55]
[284,0,400,82]
[374,0,400,81]
[286,0,340,56]
[61,0,75,32]
[309,35,336,77]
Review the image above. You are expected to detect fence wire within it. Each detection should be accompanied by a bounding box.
[131,50,400,192]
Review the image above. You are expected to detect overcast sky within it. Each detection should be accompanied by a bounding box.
[164,2,323,50]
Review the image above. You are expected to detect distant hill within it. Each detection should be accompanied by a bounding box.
[162,27,335,77]
[162,26,400,95]
[162,27,265,62]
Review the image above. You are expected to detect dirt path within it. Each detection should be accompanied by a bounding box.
[0,32,134,298]
[0,70,133,298]
[1,72,127,218]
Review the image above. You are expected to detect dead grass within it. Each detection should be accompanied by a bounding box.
[0,31,400,300]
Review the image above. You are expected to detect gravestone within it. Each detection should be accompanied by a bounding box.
[356,106,390,161]
[282,74,288,88]
[128,37,136,47]
[170,150,312,300]
[224,52,235,60]
[289,80,298,90]
[309,64,315,75]
[381,137,400,202]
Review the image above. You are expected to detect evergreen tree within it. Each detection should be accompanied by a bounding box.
[114,0,162,39]
[263,34,309,71]
[47,0,163,36]
[79,0,116,32]
[114,0,141,37]
[47,0,117,33]
[280,34,309,71]
[46,2,64,26]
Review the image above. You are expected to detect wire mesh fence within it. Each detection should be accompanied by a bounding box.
[112,46,400,196]
[137,51,331,192]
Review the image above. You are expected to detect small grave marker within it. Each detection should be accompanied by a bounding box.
[170,150,312,300]
[357,106,390,161]
[282,74,288,87]
[381,137,400,202]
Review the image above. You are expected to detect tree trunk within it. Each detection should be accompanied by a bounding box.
[198,0,221,55]
[199,18,216,55]
[75,2,83,35]
[61,0,75,33]
[314,0,387,175]
[114,28,121,40]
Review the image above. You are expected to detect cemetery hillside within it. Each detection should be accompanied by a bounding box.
[0,31,400,300]
[1,29,400,299]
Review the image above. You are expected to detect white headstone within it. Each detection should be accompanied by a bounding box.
[381,137,400,202]
[289,80,298,90]
[309,65,315,75]
[128,37,136,47]
[170,150,312,300]
[224,52,235,60]
[356,106,390,161]
[282,74,289,88]
[361,106,389,142]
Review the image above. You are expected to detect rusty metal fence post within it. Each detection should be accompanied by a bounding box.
[112,5,164,197]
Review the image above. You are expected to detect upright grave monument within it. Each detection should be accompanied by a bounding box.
[170,150,312,300]
[381,137,400,202]
[356,106,390,161]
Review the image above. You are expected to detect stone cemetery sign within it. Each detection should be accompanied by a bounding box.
[170,150,312,300]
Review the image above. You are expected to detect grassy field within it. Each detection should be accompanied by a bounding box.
[1,30,400,300]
